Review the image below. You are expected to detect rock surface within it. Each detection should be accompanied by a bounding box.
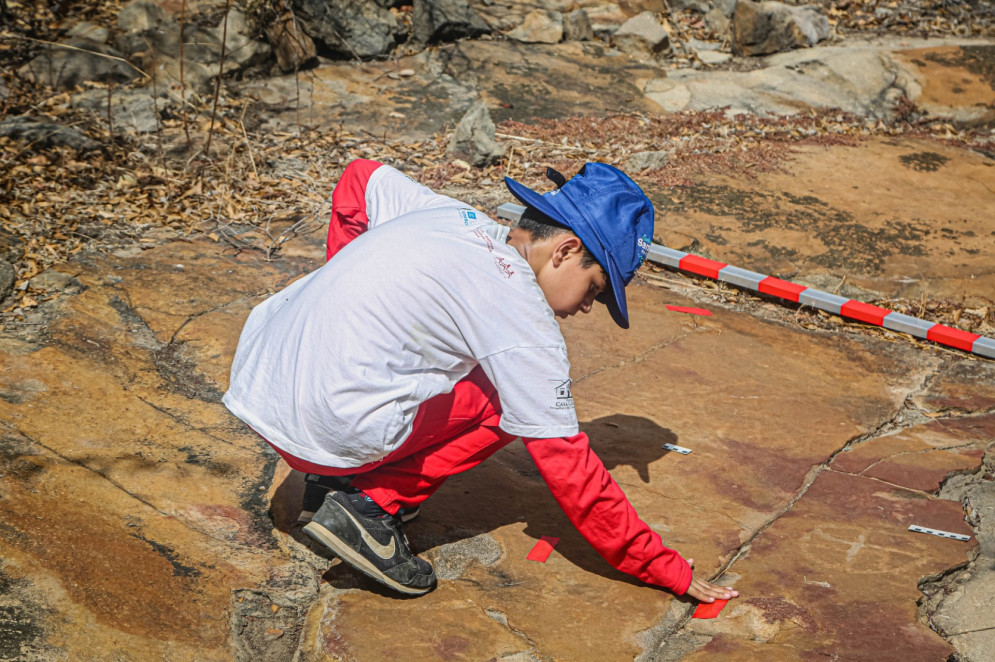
[1,1,993,660]
[506,9,564,44]
[292,0,403,59]
[731,0,831,56]
[644,38,992,120]
[0,259,14,299]
[18,38,141,91]
[652,134,995,304]
[0,116,102,151]
[238,40,667,140]
[2,114,994,657]
[0,229,990,659]
[447,101,505,167]
[411,0,491,45]
[612,11,672,56]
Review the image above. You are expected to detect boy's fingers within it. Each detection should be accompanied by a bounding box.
[685,576,740,602]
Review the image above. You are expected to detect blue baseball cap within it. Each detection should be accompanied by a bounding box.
[504,163,655,329]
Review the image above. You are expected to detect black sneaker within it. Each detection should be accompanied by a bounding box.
[298,474,420,524]
[303,491,437,596]
[299,473,356,523]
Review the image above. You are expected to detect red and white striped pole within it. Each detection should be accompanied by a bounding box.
[497,203,995,359]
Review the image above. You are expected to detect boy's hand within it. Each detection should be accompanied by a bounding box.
[683,558,740,603]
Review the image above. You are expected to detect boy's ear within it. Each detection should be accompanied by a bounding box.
[550,235,584,267]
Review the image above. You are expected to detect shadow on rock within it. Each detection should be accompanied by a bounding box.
[267,413,683,594]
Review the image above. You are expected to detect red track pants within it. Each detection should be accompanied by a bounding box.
[267,366,514,515]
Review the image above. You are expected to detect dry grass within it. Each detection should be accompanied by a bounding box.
[1,2,993,341]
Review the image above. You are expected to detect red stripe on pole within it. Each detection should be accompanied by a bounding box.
[840,300,891,326]
[679,255,727,279]
[758,277,807,302]
[927,325,982,352]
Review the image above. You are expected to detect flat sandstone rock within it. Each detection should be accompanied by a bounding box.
[0,215,990,659]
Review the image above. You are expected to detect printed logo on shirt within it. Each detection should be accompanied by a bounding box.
[493,256,515,278]
[459,209,478,225]
[550,379,575,410]
[637,234,651,265]
[473,227,494,252]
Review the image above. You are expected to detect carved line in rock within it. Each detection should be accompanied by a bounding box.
[3,419,262,549]
[8,424,174,521]
[571,327,711,385]
[854,440,986,477]
[825,468,957,501]
[134,394,241,449]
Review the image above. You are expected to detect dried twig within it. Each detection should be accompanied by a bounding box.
[204,0,231,159]
[180,0,192,155]
[16,35,150,80]
[494,132,589,152]
[238,107,259,180]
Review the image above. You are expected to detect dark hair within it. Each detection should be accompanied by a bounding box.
[517,206,601,270]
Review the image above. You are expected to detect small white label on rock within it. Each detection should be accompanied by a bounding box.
[662,443,692,455]
[908,525,970,542]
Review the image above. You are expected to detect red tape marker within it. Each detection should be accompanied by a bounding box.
[679,254,728,279]
[692,599,729,619]
[526,536,559,562]
[665,305,713,316]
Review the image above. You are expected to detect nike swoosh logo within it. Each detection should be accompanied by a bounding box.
[340,506,396,560]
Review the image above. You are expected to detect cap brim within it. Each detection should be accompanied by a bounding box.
[599,257,629,329]
[505,175,631,329]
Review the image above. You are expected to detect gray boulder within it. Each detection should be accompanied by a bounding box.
[0,227,23,266]
[669,0,738,15]
[66,21,111,43]
[0,117,101,152]
[447,102,504,168]
[116,0,178,58]
[668,0,715,12]
[717,0,739,17]
[211,6,272,70]
[563,9,595,42]
[412,0,491,44]
[115,1,270,92]
[0,260,15,302]
[18,38,141,91]
[705,7,732,36]
[611,11,671,57]
[71,88,161,134]
[732,0,831,57]
[117,0,268,66]
[28,268,75,294]
[584,3,631,37]
[644,46,922,119]
[627,150,671,171]
[506,10,563,44]
[266,10,318,72]
[292,0,403,59]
